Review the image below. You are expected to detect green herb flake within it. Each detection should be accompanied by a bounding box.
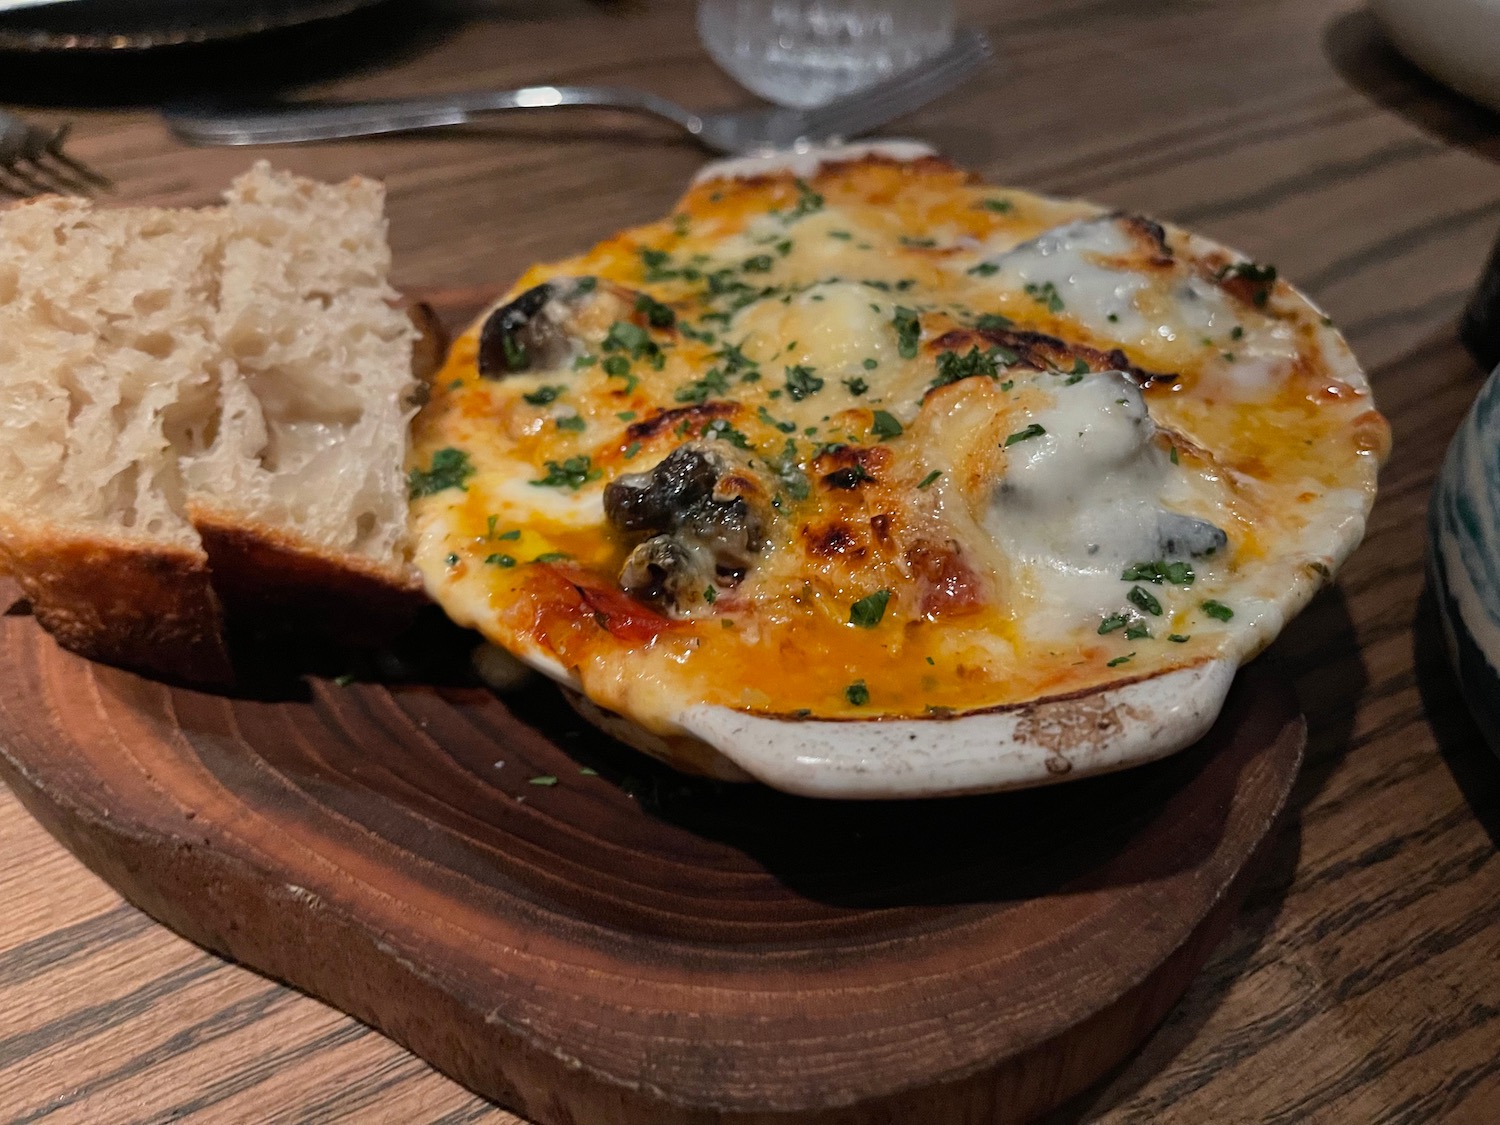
[742,254,774,273]
[932,346,1000,390]
[623,441,642,460]
[1169,445,1180,465]
[784,364,824,401]
[523,385,564,406]
[703,586,717,604]
[485,553,517,568]
[1217,260,1279,306]
[980,198,1014,213]
[893,306,921,359]
[843,376,869,396]
[999,379,1014,392]
[1121,560,1196,586]
[870,410,903,440]
[758,405,797,433]
[917,469,942,489]
[1004,423,1046,447]
[862,357,878,370]
[849,589,893,628]
[634,292,676,328]
[498,529,521,541]
[1231,325,1245,340]
[408,447,475,499]
[975,312,1014,331]
[1098,613,1131,635]
[528,775,559,787]
[555,415,586,432]
[675,367,731,405]
[602,355,631,379]
[1024,281,1065,314]
[1168,633,1191,643]
[1107,654,1134,667]
[968,262,1000,277]
[1127,585,1163,616]
[1123,623,1152,640]
[1201,599,1235,621]
[333,673,356,686]
[845,680,870,706]
[829,229,852,240]
[788,178,824,219]
[530,456,600,490]
[532,552,571,564]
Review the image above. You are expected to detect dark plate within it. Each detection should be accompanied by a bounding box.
[0,0,390,53]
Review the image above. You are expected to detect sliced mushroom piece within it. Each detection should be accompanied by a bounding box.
[1156,510,1229,558]
[476,277,599,377]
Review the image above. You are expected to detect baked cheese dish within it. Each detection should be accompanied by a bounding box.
[407,145,1388,795]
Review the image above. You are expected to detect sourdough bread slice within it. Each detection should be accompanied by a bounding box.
[0,163,421,682]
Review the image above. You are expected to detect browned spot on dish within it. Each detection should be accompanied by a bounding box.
[1012,691,1145,756]
[626,402,738,442]
[934,325,1177,386]
[803,522,865,560]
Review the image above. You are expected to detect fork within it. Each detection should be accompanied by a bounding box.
[164,28,992,153]
[0,111,110,198]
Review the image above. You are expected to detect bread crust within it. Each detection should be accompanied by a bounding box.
[0,517,232,684]
[188,504,426,648]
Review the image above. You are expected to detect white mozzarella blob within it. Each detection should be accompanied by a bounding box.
[734,280,889,376]
[985,371,1212,632]
[979,217,1153,340]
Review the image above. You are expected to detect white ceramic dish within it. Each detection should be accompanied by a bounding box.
[453,141,1380,799]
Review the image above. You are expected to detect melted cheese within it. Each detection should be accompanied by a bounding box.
[407,155,1389,735]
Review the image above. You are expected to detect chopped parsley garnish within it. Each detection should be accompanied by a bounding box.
[917,469,942,489]
[634,292,676,328]
[758,405,797,433]
[704,419,752,449]
[788,177,824,219]
[623,441,642,459]
[603,320,653,357]
[862,357,879,369]
[1098,613,1130,635]
[849,589,893,628]
[602,355,631,379]
[845,680,870,706]
[1127,586,1163,616]
[1168,633,1191,643]
[640,247,676,280]
[500,334,528,370]
[975,312,1013,331]
[829,229,852,240]
[617,410,637,422]
[742,254,774,273]
[1231,325,1245,340]
[497,529,521,541]
[893,306,921,359]
[1201,599,1235,621]
[1025,281,1065,314]
[1070,358,1089,375]
[703,585,717,604]
[485,553,517,568]
[932,346,999,389]
[842,376,869,396]
[1124,623,1152,640]
[871,410,904,440]
[784,364,824,401]
[675,367,730,404]
[528,775,559,787]
[523,385,564,406]
[980,197,1014,213]
[968,262,1000,277]
[1122,560,1195,586]
[555,415,586,432]
[1169,445,1180,465]
[1004,423,1046,446]
[999,379,1014,392]
[532,552,571,563]
[530,456,600,490]
[775,238,793,256]
[573,354,597,370]
[714,340,757,376]
[901,236,937,248]
[1107,654,1134,667]
[408,447,474,498]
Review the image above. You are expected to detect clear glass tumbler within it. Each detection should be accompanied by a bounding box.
[697,0,957,109]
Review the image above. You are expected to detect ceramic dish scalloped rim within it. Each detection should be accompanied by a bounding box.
[476,140,1374,799]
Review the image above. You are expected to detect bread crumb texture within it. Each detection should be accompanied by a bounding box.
[0,163,418,677]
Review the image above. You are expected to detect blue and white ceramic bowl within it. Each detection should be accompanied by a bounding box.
[1430,364,1500,752]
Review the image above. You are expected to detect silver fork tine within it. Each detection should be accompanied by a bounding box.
[0,112,105,198]
[38,123,111,189]
[799,28,992,141]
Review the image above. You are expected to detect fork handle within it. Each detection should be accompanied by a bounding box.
[164,86,704,146]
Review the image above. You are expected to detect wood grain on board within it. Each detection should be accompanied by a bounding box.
[1,0,1499,1122]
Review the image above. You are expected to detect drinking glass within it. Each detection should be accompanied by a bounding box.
[697,0,957,109]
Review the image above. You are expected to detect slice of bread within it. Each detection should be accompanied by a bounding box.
[0,163,422,683]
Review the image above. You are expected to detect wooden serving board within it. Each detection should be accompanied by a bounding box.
[0,293,1306,1124]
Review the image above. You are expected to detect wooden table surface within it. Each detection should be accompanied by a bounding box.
[2,0,1499,1121]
